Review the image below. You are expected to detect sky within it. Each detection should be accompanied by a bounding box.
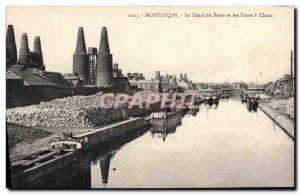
[6,6,294,84]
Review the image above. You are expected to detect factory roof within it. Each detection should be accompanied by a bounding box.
[161,83,179,90]
[247,85,266,90]
[129,79,160,84]
[112,77,130,91]
[24,68,39,73]
[37,70,72,88]
[177,80,189,89]
[64,76,80,80]
[277,74,293,83]
[6,71,22,80]
[6,66,73,88]
[113,76,130,84]
[7,64,27,72]
[64,73,75,76]
[64,73,80,81]
[22,73,58,86]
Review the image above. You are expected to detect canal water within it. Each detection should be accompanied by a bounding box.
[73,98,294,188]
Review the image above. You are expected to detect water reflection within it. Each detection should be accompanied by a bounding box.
[93,151,116,187]
[92,110,196,187]
[101,153,113,184]
[89,98,293,188]
[150,117,182,142]
[205,99,220,109]
[149,107,202,142]
[36,98,293,188]
[89,127,151,188]
[205,96,219,107]
[204,98,221,117]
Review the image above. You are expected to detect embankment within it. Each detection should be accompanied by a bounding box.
[10,117,150,188]
[258,103,294,139]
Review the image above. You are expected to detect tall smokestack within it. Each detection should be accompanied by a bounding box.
[113,63,118,70]
[6,25,17,68]
[169,75,174,84]
[179,74,183,82]
[184,73,188,82]
[165,74,169,84]
[73,27,89,82]
[172,74,177,84]
[127,73,132,80]
[75,27,87,55]
[96,27,113,87]
[189,81,193,89]
[99,27,110,54]
[19,33,31,65]
[155,71,161,81]
[33,36,44,66]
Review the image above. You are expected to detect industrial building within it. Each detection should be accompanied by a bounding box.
[154,70,188,92]
[6,25,17,68]
[7,25,45,72]
[129,79,161,92]
[73,27,89,83]
[72,27,116,88]
[127,70,193,93]
[6,25,134,107]
[113,63,123,77]
[70,26,131,94]
[127,73,145,80]
[6,25,71,107]
[6,24,197,108]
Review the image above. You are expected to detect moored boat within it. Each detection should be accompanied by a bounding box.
[11,134,86,174]
[205,96,213,105]
[241,95,248,103]
[247,97,259,112]
[212,95,219,105]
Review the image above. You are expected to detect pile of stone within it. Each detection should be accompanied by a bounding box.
[6,92,124,128]
[268,98,294,119]
[6,91,161,128]
[286,97,294,118]
[269,99,287,110]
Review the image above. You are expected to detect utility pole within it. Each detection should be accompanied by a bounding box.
[256,76,257,93]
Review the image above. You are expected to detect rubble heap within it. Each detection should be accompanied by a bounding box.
[6,93,124,128]
[286,97,294,118]
[6,91,162,128]
[268,98,294,119]
[269,99,287,110]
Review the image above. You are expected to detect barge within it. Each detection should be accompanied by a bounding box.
[9,117,150,188]
[247,97,259,112]
[150,111,182,142]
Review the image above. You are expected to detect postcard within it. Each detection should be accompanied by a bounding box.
[6,6,295,189]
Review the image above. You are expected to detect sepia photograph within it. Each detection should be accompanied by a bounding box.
[5,6,295,189]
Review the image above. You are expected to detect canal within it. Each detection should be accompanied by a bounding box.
[69,98,294,188]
